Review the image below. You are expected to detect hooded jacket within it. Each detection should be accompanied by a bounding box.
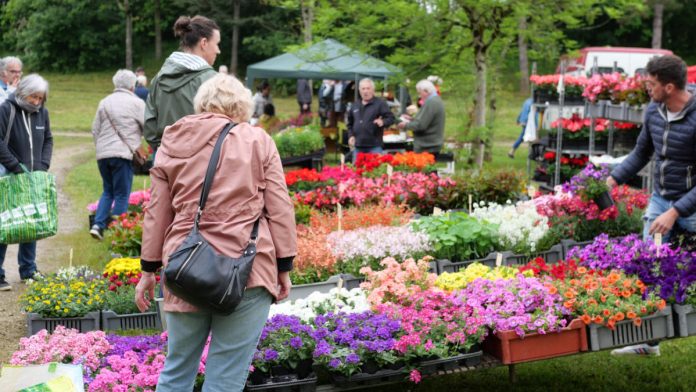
[143,52,216,148]
[141,113,297,312]
[611,95,696,217]
[0,95,53,173]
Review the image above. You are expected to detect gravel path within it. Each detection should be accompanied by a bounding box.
[0,137,93,363]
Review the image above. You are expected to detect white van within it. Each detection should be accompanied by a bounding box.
[560,47,673,76]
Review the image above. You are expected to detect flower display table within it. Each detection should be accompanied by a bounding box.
[246,375,318,392]
[418,351,483,376]
[482,319,588,365]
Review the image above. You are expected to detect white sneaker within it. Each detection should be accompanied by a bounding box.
[89,225,104,241]
[611,343,660,356]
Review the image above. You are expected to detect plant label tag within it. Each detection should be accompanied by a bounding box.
[527,185,536,197]
[496,253,503,267]
[655,232,662,255]
[337,277,344,290]
[468,194,473,214]
[340,154,345,170]
[433,207,443,216]
[387,164,393,186]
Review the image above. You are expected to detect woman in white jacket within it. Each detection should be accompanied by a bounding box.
[90,69,146,240]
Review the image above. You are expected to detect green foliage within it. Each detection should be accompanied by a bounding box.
[411,212,499,261]
[445,169,526,208]
[104,284,155,315]
[105,212,143,257]
[272,124,324,158]
[1,0,122,71]
[294,201,312,225]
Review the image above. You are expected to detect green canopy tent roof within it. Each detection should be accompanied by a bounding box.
[245,39,402,88]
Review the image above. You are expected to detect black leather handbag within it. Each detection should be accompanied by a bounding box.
[164,122,260,315]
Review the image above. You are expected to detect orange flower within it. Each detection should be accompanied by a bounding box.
[657,299,666,310]
[614,312,625,321]
[607,272,621,283]
[603,309,611,316]
[607,319,616,329]
[563,300,575,309]
[640,306,648,314]
[548,285,558,295]
[564,290,575,299]
[621,289,632,298]
[622,279,633,288]
[633,318,642,327]
[626,311,637,319]
[589,281,600,290]
[600,295,607,303]
[577,267,587,274]
[593,315,604,324]
[580,314,592,324]
[635,280,645,289]
[587,299,598,306]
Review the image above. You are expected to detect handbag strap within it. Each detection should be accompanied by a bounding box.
[103,106,137,155]
[194,122,259,243]
[3,104,15,145]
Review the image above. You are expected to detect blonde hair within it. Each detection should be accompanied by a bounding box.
[194,73,253,122]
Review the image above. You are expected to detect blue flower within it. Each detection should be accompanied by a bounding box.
[345,353,360,364]
[264,349,278,361]
[329,358,342,369]
[289,336,303,350]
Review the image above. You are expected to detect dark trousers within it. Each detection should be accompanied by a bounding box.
[0,242,37,280]
[95,158,133,229]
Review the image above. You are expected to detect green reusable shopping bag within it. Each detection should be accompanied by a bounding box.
[0,170,58,244]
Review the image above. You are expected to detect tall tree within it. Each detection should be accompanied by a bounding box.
[517,15,529,95]
[652,0,664,48]
[118,0,133,69]
[231,0,240,73]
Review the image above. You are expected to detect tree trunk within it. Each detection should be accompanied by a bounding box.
[300,0,313,43]
[517,15,529,95]
[652,2,664,49]
[125,0,132,69]
[154,0,161,60]
[231,0,240,74]
[474,47,487,168]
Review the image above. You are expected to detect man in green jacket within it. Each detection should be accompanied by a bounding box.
[144,15,219,150]
[399,79,445,154]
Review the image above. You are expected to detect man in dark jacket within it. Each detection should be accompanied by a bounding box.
[347,78,395,162]
[608,55,696,243]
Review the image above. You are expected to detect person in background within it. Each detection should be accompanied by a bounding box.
[259,102,280,133]
[318,79,333,127]
[135,66,146,78]
[347,78,395,162]
[0,57,23,105]
[251,80,272,124]
[219,65,229,74]
[607,55,696,356]
[0,74,52,290]
[89,70,146,241]
[135,73,296,391]
[330,80,344,127]
[134,75,149,101]
[296,78,312,115]
[508,97,533,158]
[398,79,445,155]
[144,15,219,151]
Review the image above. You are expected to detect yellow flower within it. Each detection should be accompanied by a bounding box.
[63,308,69,313]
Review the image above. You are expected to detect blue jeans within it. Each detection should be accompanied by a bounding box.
[0,242,37,280]
[156,287,273,392]
[512,127,525,150]
[352,146,384,163]
[643,191,696,242]
[95,158,133,229]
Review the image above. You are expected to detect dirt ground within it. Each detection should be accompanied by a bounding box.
[0,136,93,364]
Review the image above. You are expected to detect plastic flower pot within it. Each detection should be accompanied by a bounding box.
[482,318,588,365]
[593,191,614,210]
[587,307,674,351]
[672,304,696,338]
[326,368,404,388]
[26,311,101,336]
[246,375,318,392]
[101,310,162,332]
[284,274,351,303]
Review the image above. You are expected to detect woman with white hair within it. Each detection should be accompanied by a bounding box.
[89,69,146,240]
[398,79,446,154]
[135,73,296,391]
[0,73,52,290]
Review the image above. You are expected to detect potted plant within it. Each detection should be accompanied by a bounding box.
[250,315,316,385]
[105,212,143,257]
[463,275,584,364]
[21,268,109,335]
[410,212,499,262]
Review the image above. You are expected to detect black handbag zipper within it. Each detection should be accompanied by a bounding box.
[220,265,239,304]
[176,241,203,280]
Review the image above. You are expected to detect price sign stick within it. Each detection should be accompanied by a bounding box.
[655,232,662,257]
[468,194,473,215]
[337,203,343,232]
[69,248,74,268]
[387,164,393,187]
[495,252,503,268]
[340,154,345,171]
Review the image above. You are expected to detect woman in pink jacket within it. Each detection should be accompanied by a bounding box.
[135,73,296,391]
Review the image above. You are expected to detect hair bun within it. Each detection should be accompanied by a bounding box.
[173,16,192,37]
